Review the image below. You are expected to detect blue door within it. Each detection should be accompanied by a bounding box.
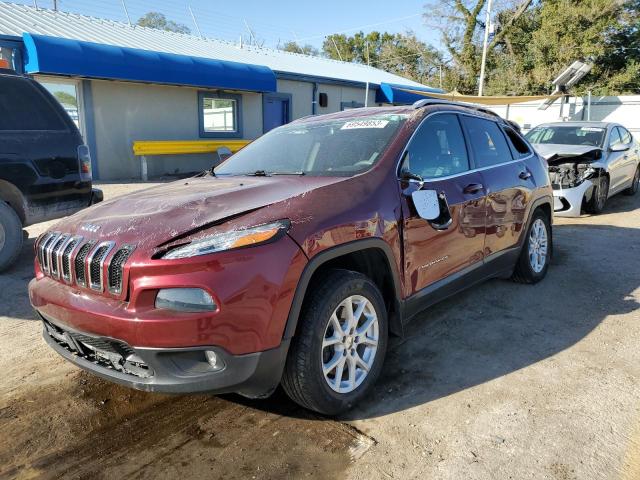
[263,94,291,133]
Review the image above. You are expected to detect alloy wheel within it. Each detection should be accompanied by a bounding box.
[596,177,609,210]
[321,295,379,394]
[528,218,548,274]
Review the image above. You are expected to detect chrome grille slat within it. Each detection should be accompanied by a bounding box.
[49,234,69,278]
[87,241,115,292]
[107,245,135,295]
[61,236,83,283]
[39,232,58,274]
[74,241,95,287]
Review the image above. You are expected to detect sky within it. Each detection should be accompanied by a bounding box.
[15,0,441,51]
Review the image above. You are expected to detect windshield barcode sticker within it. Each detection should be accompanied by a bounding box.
[341,120,389,130]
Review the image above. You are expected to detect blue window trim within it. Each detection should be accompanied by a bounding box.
[198,91,243,139]
[262,92,292,133]
[340,101,364,111]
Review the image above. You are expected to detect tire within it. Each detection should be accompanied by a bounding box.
[511,209,551,284]
[0,201,23,272]
[585,174,609,214]
[623,165,640,196]
[282,269,388,415]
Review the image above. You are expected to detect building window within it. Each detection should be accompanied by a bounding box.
[39,80,82,130]
[199,92,242,138]
[341,101,364,111]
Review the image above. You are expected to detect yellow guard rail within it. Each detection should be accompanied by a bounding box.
[132,139,251,180]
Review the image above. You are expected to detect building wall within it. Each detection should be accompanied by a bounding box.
[490,95,640,136]
[87,78,378,180]
[90,80,263,180]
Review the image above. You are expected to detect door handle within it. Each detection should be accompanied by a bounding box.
[519,170,532,180]
[463,183,484,194]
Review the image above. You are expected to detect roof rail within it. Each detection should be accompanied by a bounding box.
[412,98,502,120]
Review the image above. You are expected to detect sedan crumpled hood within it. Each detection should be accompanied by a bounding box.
[52,175,346,249]
[533,143,603,160]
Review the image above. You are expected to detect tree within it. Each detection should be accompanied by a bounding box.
[484,0,640,95]
[424,0,534,93]
[53,91,76,107]
[282,41,319,56]
[136,12,191,34]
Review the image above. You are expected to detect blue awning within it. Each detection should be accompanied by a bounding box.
[22,33,277,92]
[376,82,444,104]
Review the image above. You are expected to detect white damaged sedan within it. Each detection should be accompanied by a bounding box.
[526,122,640,216]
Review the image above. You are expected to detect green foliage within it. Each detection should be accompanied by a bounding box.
[136,12,191,34]
[53,91,76,107]
[282,41,319,56]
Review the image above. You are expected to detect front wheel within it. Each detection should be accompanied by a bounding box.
[585,175,609,214]
[511,209,551,284]
[0,201,23,272]
[623,165,640,196]
[282,270,388,415]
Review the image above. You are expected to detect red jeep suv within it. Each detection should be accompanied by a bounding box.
[30,100,553,415]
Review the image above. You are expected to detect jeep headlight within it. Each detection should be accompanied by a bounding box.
[162,220,290,259]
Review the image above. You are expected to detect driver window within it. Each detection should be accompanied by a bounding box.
[403,113,470,179]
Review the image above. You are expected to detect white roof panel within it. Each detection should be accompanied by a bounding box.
[0,2,428,88]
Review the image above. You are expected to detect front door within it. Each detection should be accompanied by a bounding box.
[263,94,291,133]
[400,113,487,296]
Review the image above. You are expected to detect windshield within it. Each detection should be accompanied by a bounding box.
[215,114,407,176]
[525,125,605,147]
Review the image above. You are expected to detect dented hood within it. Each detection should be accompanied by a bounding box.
[534,143,602,161]
[53,175,345,248]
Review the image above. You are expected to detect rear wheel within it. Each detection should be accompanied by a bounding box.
[585,175,609,214]
[282,270,388,415]
[511,209,551,284]
[623,165,640,196]
[0,201,23,272]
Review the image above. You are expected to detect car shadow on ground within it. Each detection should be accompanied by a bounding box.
[0,236,39,321]
[236,215,640,420]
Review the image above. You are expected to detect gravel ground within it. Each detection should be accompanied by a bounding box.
[1,181,639,479]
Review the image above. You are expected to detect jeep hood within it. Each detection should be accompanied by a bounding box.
[53,175,346,248]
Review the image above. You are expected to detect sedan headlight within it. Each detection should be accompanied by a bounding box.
[162,220,290,259]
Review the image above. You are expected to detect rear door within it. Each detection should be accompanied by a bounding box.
[615,126,639,187]
[400,112,487,295]
[607,127,629,193]
[460,115,533,258]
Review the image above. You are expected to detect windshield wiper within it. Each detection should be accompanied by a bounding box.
[246,170,270,176]
[245,170,306,176]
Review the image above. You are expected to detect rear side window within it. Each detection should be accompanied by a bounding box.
[403,113,470,179]
[461,116,512,168]
[503,126,532,159]
[0,77,68,131]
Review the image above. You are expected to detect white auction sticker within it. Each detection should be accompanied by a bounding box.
[341,120,389,130]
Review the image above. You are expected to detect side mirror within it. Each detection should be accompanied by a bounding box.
[212,146,233,169]
[411,190,440,220]
[411,189,453,229]
[610,143,630,152]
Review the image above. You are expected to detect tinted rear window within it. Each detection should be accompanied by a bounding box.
[0,77,68,131]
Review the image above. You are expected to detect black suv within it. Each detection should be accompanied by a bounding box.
[0,70,102,271]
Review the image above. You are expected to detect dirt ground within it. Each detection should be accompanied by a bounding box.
[1,181,639,480]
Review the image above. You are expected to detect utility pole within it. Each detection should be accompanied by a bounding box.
[478,0,493,96]
[364,41,370,107]
[188,5,203,39]
[120,0,131,26]
[52,0,58,11]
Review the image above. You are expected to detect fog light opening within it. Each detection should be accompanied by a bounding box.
[205,350,225,371]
